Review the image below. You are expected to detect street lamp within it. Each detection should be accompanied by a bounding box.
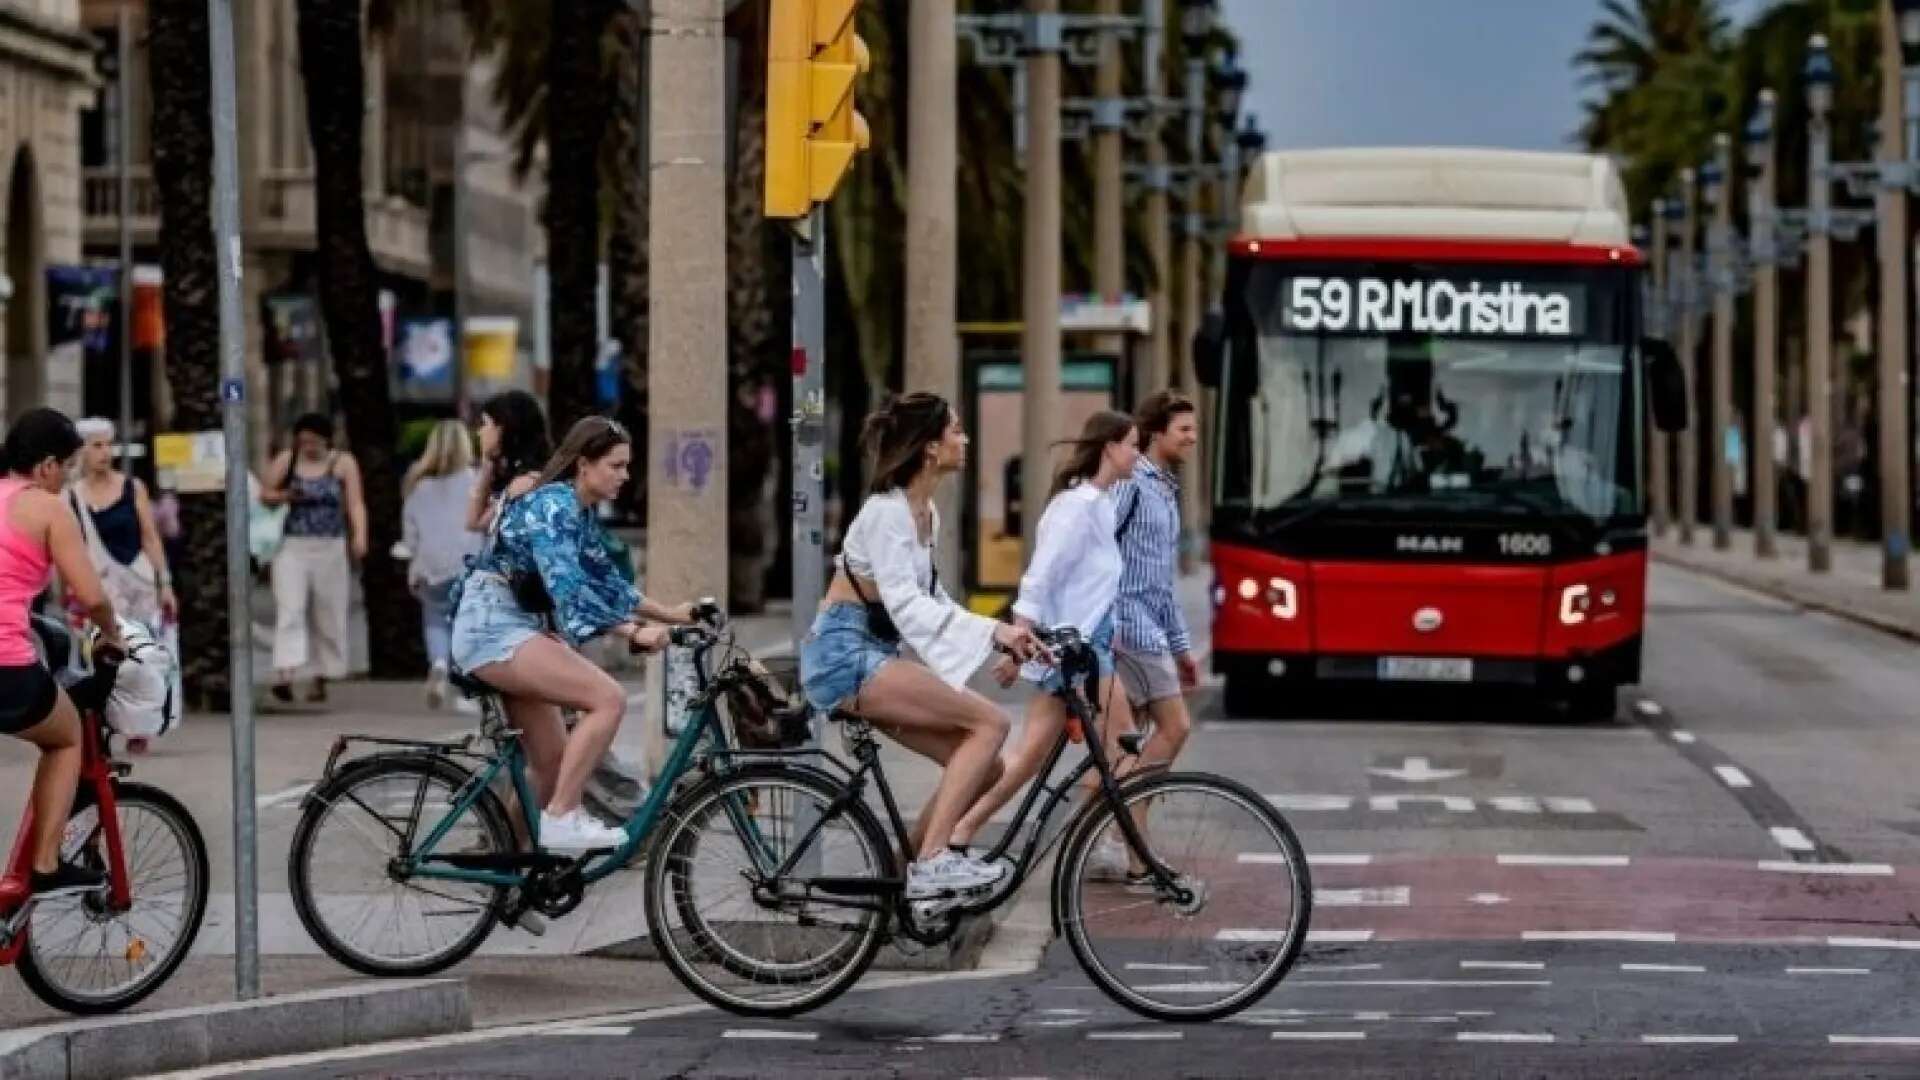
[1180,0,1217,51]
[1210,50,1246,127]
[1897,0,1920,60]
[1744,89,1774,173]
[1806,33,1834,120]
[1235,112,1267,158]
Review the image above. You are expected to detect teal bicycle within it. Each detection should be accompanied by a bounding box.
[286,607,805,976]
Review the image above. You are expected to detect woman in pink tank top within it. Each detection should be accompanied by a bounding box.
[0,409,125,898]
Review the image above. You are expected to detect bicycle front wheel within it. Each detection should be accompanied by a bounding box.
[646,764,894,1017]
[19,781,210,1015]
[289,754,512,976]
[1058,771,1311,1021]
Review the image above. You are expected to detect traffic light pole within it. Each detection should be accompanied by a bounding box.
[791,209,827,649]
[1709,136,1735,551]
[1021,0,1063,560]
[1649,199,1672,536]
[905,0,961,586]
[1678,169,1699,546]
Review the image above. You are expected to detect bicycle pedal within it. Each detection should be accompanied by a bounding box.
[510,911,547,937]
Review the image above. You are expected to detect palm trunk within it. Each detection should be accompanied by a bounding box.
[147,0,229,705]
[607,6,649,522]
[545,0,617,438]
[295,0,421,678]
[726,1,781,610]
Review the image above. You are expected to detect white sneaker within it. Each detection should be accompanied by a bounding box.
[539,809,625,853]
[1086,837,1131,882]
[905,850,1007,899]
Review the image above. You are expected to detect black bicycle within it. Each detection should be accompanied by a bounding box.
[644,625,1313,1021]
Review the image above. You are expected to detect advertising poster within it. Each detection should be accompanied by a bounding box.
[395,316,454,400]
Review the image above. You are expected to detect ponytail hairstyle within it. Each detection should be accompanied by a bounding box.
[533,416,631,489]
[1050,410,1137,498]
[862,392,953,495]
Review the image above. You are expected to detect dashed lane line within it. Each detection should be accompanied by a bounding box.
[722,1030,819,1041]
[1458,1032,1554,1044]
[1087,1031,1183,1041]
[1714,765,1753,789]
[1641,1034,1738,1045]
[1787,967,1871,975]
[1522,931,1676,943]
[1271,1031,1367,1041]
[1316,886,1411,907]
[1621,963,1706,974]
[1461,960,1545,971]
[1496,854,1629,867]
[1830,1035,1920,1046]
[1770,827,1815,852]
[553,1027,633,1036]
[1290,980,1551,989]
[1829,937,1920,950]
[909,1034,1000,1044]
[1758,861,1894,875]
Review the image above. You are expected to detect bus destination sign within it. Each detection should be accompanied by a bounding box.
[1281,275,1587,339]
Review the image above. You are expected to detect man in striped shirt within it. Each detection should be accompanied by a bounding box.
[1110,391,1200,768]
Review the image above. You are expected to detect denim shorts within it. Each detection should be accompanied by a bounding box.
[450,572,548,674]
[799,603,901,716]
[1029,613,1115,695]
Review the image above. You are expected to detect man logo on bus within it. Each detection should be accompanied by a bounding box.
[1396,534,1465,554]
[1287,276,1578,338]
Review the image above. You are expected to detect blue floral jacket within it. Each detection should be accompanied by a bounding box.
[461,482,641,645]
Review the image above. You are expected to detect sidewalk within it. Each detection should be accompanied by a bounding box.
[1652,527,1920,641]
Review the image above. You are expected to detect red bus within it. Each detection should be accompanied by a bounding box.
[1198,149,1684,720]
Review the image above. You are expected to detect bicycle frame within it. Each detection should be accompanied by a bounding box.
[370,640,746,892]
[0,708,132,963]
[719,639,1178,921]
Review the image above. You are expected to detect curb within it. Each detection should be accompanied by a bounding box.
[1653,549,1920,645]
[0,978,469,1080]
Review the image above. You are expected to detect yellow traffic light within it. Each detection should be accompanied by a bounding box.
[763,0,869,219]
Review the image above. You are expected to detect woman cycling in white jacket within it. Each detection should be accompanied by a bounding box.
[951,411,1141,876]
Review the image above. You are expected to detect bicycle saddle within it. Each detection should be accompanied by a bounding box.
[447,667,494,700]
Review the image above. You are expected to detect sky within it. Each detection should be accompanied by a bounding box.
[1221,0,1771,153]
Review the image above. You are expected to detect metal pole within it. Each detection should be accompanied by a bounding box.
[451,65,471,415]
[1877,2,1911,589]
[208,0,257,1001]
[1649,202,1672,536]
[1678,169,1699,546]
[1175,55,1204,571]
[1020,0,1063,557]
[1093,0,1124,363]
[1809,105,1835,572]
[1709,136,1735,550]
[1752,115,1780,559]
[905,0,960,586]
[116,1,134,471]
[791,209,825,648]
[1142,0,1171,392]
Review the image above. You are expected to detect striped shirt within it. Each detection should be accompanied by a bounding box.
[1110,456,1192,656]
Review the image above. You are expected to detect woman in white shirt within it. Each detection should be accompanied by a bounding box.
[951,411,1141,857]
[799,392,1048,902]
[402,419,483,708]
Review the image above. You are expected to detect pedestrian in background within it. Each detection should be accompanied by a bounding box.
[65,418,175,635]
[403,419,481,709]
[261,413,367,705]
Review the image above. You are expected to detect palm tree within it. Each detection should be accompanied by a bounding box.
[295,0,422,678]
[147,0,229,704]
[544,0,620,437]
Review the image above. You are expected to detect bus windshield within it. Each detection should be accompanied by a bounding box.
[1216,262,1643,527]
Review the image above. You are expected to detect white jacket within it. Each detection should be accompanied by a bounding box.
[1013,482,1121,678]
[841,489,997,689]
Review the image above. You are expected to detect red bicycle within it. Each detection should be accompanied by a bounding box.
[0,615,208,1014]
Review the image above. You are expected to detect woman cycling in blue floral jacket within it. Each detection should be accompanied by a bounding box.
[450,417,701,852]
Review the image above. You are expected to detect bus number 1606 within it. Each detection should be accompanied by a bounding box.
[1498,533,1552,557]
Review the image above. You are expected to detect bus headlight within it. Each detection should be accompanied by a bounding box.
[1266,577,1298,620]
[1559,583,1590,625]
[1237,577,1261,601]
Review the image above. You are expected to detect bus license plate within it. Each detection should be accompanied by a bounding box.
[1379,657,1473,683]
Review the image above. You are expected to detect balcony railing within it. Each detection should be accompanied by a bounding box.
[82,166,160,238]
[257,170,432,278]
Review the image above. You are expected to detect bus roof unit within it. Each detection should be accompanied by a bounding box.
[1240,148,1630,249]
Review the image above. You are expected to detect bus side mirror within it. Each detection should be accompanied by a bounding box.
[1643,338,1687,433]
[1192,311,1226,388]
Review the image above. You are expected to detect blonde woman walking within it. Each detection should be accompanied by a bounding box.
[403,419,482,708]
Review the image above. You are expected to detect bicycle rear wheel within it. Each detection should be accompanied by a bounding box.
[289,754,512,976]
[646,764,893,1017]
[1058,771,1311,1021]
[19,782,210,1014]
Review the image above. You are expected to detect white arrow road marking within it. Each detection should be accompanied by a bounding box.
[1367,756,1468,783]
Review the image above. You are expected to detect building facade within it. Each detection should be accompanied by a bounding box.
[77,0,539,461]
